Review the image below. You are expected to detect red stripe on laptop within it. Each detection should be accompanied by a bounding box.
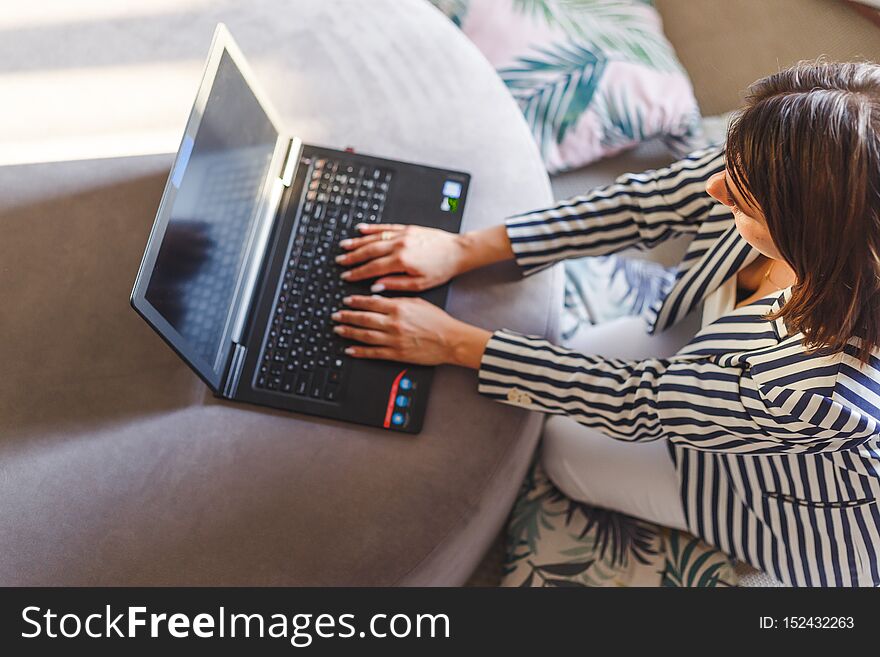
[383,369,407,428]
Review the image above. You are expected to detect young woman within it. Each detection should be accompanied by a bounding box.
[330,61,880,587]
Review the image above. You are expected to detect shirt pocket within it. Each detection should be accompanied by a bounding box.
[762,490,877,510]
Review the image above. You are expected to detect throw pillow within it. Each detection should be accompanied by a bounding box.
[429,0,705,173]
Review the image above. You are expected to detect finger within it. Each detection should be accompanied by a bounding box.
[356,223,407,234]
[336,239,397,266]
[332,324,390,345]
[330,309,389,330]
[343,345,399,360]
[371,275,429,292]
[341,255,403,282]
[338,231,387,251]
[342,294,397,313]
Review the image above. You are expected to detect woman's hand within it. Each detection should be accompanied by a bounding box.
[336,224,467,292]
[331,294,492,369]
[336,223,517,292]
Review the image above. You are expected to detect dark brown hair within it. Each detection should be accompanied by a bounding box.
[725,59,880,363]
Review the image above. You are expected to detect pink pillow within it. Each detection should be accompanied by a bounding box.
[431,0,704,173]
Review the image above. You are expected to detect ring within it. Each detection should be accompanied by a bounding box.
[381,231,393,240]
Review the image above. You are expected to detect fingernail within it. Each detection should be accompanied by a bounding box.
[340,271,350,279]
[370,283,385,292]
[331,311,342,320]
[345,347,355,355]
[356,223,367,230]
[335,254,346,263]
[339,239,352,247]
[333,325,344,333]
[343,296,353,304]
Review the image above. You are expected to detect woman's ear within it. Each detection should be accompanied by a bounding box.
[705,171,731,206]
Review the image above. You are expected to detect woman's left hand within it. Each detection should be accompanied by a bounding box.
[331,295,492,369]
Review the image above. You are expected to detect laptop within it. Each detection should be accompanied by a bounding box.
[130,24,469,434]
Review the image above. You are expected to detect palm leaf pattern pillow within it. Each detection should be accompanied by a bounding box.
[429,0,704,172]
[503,453,739,587]
[560,253,677,339]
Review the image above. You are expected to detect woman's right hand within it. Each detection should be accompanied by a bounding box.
[336,223,467,292]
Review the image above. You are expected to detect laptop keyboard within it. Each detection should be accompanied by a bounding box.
[254,155,394,402]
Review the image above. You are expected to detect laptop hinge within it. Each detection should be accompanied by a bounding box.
[223,343,247,398]
[281,137,303,187]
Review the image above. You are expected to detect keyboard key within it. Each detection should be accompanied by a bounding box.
[310,368,327,398]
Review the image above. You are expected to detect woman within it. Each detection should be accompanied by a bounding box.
[331,60,880,587]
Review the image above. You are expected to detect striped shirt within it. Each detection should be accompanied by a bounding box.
[479,144,880,586]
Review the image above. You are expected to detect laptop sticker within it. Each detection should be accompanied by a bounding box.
[442,180,462,198]
[440,179,462,213]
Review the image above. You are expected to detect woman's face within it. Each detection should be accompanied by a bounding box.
[706,170,784,260]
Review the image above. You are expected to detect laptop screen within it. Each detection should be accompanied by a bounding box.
[143,49,279,381]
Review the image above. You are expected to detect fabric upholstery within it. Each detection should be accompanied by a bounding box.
[654,0,880,115]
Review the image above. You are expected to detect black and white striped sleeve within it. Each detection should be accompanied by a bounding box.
[477,329,878,455]
[505,144,725,276]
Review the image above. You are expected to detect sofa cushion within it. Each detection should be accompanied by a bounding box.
[429,0,704,173]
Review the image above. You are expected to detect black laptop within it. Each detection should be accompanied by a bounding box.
[130,24,469,434]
